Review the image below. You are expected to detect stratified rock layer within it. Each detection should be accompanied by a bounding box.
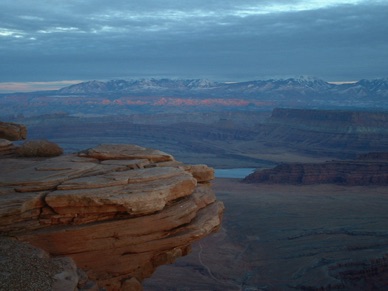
[259,108,388,158]
[0,138,15,157]
[244,153,388,185]
[0,143,224,290]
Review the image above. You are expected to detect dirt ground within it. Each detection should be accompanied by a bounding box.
[143,178,388,290]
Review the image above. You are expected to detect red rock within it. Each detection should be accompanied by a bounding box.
[244,158,388,185]
[0,143,224,290]
[79,143,174,162]
[184,164,215,183]
[0,121,27,141]
[0,138,16,156]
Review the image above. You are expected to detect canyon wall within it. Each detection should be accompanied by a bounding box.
[253,108,388,158]
[244,153,388,185]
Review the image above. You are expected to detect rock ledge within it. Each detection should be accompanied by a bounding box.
[0,143,223,290]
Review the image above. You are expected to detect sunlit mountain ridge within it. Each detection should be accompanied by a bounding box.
[1,77,387,118]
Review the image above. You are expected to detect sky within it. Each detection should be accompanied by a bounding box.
[1,0,388,92]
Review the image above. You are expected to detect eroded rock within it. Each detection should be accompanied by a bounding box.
[0,143,224,290]
[244,157,388,185]
[0,138,16,157]
[79,143,174,162]
[0,121,27,141]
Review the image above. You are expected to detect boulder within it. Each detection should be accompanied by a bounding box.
[0,121,27,141]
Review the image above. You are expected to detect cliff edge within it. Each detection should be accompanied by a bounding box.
[0,124,224,290]
[244,153,388,185]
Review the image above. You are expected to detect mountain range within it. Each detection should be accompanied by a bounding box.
[1,77,388,117]
[57,76,388,98]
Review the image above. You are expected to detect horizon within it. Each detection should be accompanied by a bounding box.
[0,76,366,94]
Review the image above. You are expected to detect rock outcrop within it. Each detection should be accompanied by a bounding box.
[0,143,224,290]
[244,153,388,185]
[0,138,16,157]
[0,121,27,141]
[0,121,27,157]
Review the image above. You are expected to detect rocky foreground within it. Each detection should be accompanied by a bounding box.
[0,124,224,290]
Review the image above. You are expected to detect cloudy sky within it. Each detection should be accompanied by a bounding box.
[1,0,388,91]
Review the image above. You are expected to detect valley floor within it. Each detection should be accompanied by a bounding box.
[144,178,388,290]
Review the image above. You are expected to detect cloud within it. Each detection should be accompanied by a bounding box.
[0,80,83,93]
[0,0,387,82]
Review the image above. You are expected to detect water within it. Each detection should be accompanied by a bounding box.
[214,168,256,179]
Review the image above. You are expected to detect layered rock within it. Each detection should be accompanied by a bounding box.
[258,108,388,158]
[0,138,16,157]
[0,121,27,157]
[0,121,27,141]
[0,143,223,290]
[244,154,388,185]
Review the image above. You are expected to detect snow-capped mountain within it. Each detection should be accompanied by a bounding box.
[57,76,388,99]
[1,77,387,117]
[58,79,222,94]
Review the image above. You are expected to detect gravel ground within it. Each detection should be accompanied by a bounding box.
[0,237,76,291]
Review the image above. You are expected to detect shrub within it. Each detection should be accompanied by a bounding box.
[16,140,63,157]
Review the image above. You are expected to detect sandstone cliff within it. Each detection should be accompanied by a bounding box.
[244,153,388,185]
[0,142,224,290]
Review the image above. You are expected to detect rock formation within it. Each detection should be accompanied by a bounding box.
[0,138,16,157]
[258,108,388,158]
[0,142,224,290]
[0,121,27,157]
[244,153,388,185]
[0,121,27,141]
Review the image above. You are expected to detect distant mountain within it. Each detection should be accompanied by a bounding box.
[57,77,388,99]
[58,79,222,94]
[1,77,387,117]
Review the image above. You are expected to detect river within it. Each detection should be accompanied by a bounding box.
[214,168,256,179]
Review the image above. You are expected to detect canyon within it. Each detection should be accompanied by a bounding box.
[1,79,388,290]
[12,107,388,169]
[144,179,388,290]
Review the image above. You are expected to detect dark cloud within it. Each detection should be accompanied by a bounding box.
[0,0,387,83]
